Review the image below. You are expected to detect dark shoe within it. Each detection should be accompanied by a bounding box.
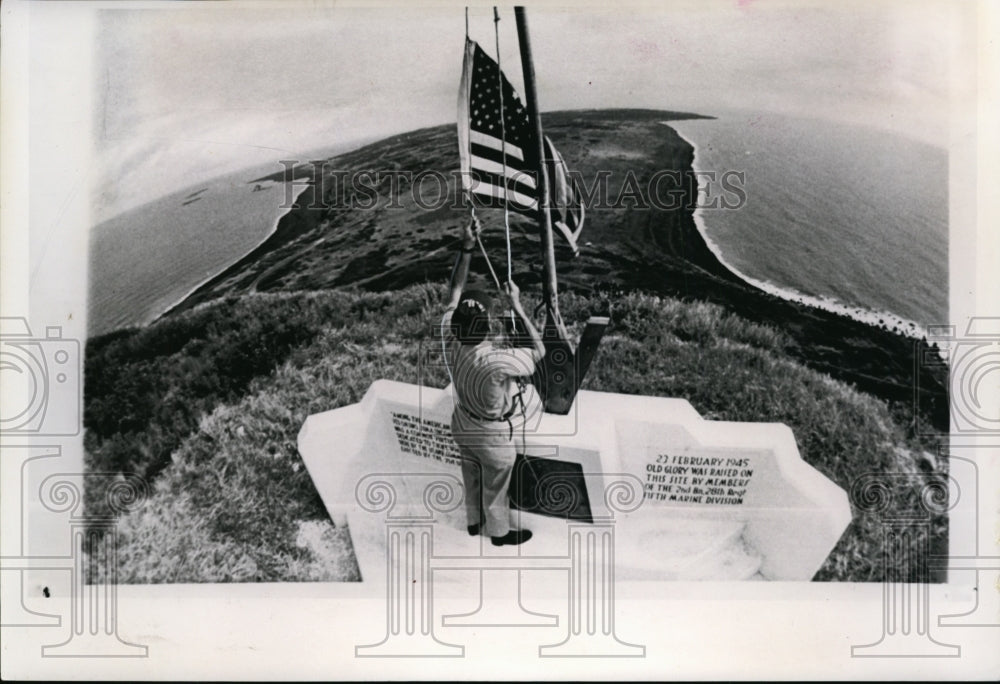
[467,524,481,536]
[491,529,533,546]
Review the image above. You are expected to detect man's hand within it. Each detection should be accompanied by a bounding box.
[504,280,544,358]
[504,279,520,300]
[504,280,523,312]
[462,216,482,250]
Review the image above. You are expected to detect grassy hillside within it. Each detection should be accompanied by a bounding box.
[85,284,947,583]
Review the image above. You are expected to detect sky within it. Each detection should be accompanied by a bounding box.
[89,0,970,220]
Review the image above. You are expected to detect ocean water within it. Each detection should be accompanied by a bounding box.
[88,164,310,338]
[671,111,948,336]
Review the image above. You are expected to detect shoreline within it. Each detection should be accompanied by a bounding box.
[670,125,930,341]
[152,178,313,326]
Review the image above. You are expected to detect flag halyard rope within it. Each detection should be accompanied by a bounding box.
[493,6,513,286]
[493,7,517,335]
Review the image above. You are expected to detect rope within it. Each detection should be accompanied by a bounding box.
[465,6,469,39]
[493,7,518,336]
[493,6,513,285]
[476,233,503,291]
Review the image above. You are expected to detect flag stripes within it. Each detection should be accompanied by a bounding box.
[469,130,525,161]
[457,38,584,254]
[458,39,536,213]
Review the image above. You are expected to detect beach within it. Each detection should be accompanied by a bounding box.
[670,111,947,337]
[680,128,930,339]
[89,154,334,338]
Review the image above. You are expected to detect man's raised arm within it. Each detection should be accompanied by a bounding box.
[505,280,545,360]
[445,215,481,311]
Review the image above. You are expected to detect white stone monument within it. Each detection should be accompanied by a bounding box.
[297,379,852,582]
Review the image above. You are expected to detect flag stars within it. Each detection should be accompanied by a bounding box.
[467,43,534,145]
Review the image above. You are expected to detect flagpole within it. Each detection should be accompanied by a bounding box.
[514,6,564,333]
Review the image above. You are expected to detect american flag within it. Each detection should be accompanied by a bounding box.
[457,39,584,254]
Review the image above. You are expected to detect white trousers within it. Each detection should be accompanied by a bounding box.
[450,409,526,537]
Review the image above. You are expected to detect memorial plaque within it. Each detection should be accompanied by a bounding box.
[640,449,762,506]
[510,453,594,523]
[389,411,462,468]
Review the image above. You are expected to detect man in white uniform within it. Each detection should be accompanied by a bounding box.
[442,217,546,546]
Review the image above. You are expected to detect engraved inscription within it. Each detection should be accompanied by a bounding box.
[643,453,755,505]
[390,412,462,467]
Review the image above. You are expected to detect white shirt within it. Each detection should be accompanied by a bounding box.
[442,307,541,420]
